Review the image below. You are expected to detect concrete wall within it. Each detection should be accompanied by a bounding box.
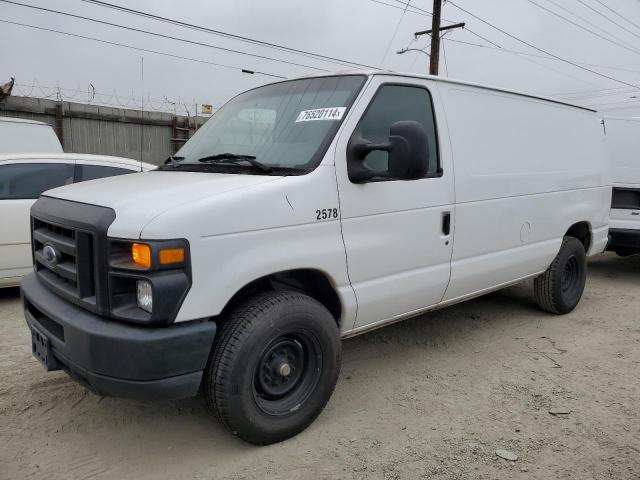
[0,96,207,165]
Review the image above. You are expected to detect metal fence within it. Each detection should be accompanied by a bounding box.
[1,95,208,165]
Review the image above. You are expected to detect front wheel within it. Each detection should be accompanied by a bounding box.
[203,291,341,445]
[534,236,587,314]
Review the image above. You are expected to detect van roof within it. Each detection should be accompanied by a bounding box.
[282,70,597,113]
[0,152,156,170]
[0,116,51,126]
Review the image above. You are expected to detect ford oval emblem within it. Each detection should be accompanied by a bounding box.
[42,244,60,267]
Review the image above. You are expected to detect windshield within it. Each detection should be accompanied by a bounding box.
[171,75,366,174]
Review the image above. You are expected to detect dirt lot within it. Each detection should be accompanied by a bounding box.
[1,253,639,480]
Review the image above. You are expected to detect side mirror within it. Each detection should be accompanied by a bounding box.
[347,120,430,183]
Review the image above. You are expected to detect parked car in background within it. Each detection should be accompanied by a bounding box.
[0,153,154,287]
[604,116,640,257]
[0,116,63,154]
[20,71,610,445]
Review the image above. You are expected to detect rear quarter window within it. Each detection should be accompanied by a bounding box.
[78,164,135,181]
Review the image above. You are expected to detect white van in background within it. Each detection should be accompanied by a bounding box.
[0,117,63,154]
[604,116,640,257]
[0,153,155,287]
[20,72,611,445]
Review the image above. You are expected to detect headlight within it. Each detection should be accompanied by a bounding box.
[108,238,190,324]
[136,280,153,313]
[132,243,152,269]
[111,240,186,270]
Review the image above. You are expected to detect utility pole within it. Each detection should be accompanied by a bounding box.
[414,0,465,75]
[429,0,442,75]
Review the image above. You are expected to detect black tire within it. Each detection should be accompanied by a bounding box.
[203,291,341,445]
[534,236,587,315]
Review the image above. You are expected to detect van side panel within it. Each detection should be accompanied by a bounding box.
[438,84,610,301]
[138,166,357,331]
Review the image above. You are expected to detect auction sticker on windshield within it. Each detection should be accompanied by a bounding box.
[296,107,346,122]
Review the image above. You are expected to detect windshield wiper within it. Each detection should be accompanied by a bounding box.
[163,155,185,168]
[198,153,272,173]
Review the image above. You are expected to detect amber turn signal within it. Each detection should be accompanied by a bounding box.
[131,243,152,269]
[159,247,185,265]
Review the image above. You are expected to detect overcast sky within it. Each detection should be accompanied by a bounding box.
[2,0,640,116]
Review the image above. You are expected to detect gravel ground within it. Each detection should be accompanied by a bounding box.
[1,253,639,480]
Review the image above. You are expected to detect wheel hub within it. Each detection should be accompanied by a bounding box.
[278,363,292,377]
[256,338,304,399]
[252,329,323,417]
[561,255,579,293]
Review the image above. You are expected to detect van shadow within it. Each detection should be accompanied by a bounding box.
[343,280,539,356]
[588,251,640,280]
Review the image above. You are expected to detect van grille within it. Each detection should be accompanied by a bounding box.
[32,218,96,305]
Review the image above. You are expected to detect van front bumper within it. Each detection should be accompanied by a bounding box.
[21,273,216,400]
[607,228,640,253]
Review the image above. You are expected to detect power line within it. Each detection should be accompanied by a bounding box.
[525,0,640,57]
[441,37,449,76]
[464,27,502,48]
[574,0,640,41]
[380,0,411,67]
[597,103,640,111]
[591,0,640,33]
[510,46,601,88]
[446,32,601,88]
[555,85,631,96]
[589,102,640,110]
[369,0,453,24]
[561,88,637,101]
[78,0,377,69]
[389,0,432,16]
[551,85,635,98]
[0,19,287,79]
[583,98,640,108]
[0,0,332,72]
[77,0,460,74]
[443,37,640,75]
[367,0,429,16]
[539,0,640,53]
[366,0,458,23]
[446,1,640,89]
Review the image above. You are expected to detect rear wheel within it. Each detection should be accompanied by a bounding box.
[203,291,341,445]
[534,237,587,314]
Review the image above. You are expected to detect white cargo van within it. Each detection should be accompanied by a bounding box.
[604,116,640,256]
[0,117,63,154]
[21,72,611,445]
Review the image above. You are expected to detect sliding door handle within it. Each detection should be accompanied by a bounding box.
[442,211,451,236]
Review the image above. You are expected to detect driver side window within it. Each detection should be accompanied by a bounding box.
[355,84,439,176]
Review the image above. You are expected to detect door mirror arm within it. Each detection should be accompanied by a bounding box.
[348,141,394,183]
[352,141,391,158]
